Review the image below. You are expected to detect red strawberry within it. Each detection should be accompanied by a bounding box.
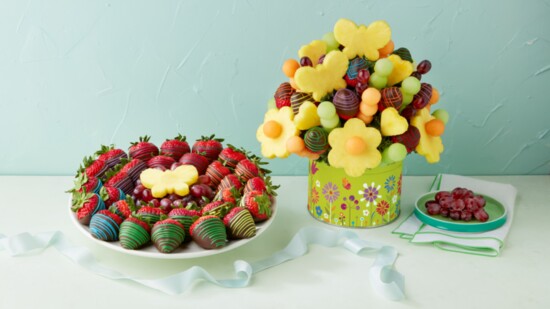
[205,161,231,187]
[218,146,247,168]
[223,207,256,239]
[95,145,127,169]
[178,152,209,175]
[220,187,241,204]
[274,82,294,109]
[108,197,137,219]
[105,170,134,195]
[71,192,106,226]
[147,155,176,170]
[79,156,108,179]
[99,185,125,207]
[67,172,102,195]
[244,176,279,196]
[192,135,224,162]
[129,135,159,161]
[234,159,260,182]
[218,174,243,193]
[241,190,272,222]
[89,209,123,242]
[160,134,190,161]
[119,158,148,183]
[119,216,151,249]
[136,206,163,224]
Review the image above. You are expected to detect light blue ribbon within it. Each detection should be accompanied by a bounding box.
[0,227,405,301]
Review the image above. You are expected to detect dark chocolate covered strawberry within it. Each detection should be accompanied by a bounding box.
[192,135,224,162]
[129,135,159,161]
[160,134,190,161]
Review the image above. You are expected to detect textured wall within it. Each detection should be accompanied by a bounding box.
[0,0,549,176]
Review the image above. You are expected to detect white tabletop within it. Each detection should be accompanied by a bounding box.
[1,175,550,309]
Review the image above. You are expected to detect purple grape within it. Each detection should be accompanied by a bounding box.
[460,211,473,221]
[410,71,422,80]
[450,199,465,212]
[425,200,441,215]
[474,209,489,222]
[449,211,461,220]
[300,57,313,67]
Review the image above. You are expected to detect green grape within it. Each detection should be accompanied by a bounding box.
[401,77,421,95]
[317,101,337,118]
[374,58,394,77]
[401,91,413,106]
[382,143,407,163]
[322,32,340,52]
[432,109,449,124]
[320,115,340,129]
[368,73,387,89]
[267,98,277,110]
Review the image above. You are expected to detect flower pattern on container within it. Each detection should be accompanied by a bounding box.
[342,178,351,190]
[384,175,396,193]
[311,161,319,175]
[359,182,381,206]
[311,187,319,205]
[376,200,390,216]
[315,205,323,216]
[322,182,340,204]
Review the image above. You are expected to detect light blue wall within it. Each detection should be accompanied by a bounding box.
[0,0,548,176]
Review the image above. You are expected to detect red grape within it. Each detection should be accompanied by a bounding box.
[464,198,479,213]
[427,188,489,223]
[318,54,325,64]
[410,71,422,80]
[473,195,486,208]
[357,69,370,84]
[141,189,154,202]
[435,191,452,202]
[160,198,173,214]
[474,209,489,222]
[170,162,183,170]
[460,211,473,221]
[417,60,432,75]
[449,211,461,220]
[425,200,441,215]
[148,199,160,208]
[450,199,465,212]
[300,57,313,67]
[190,184,214,200]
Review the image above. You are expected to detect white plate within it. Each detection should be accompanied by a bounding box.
[69,197,277,259]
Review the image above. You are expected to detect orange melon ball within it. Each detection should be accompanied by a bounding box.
[378,40,394,58]
[425,119,445,136]
[359,101,378,116]
[429,87,439,105]
[282,59,300,78]
[345,136,367,155]
[356,112,374,124]
[361,87,381,106]
[286,135,305,154]
[263,120,283,138]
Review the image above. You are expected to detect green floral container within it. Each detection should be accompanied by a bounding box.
[307,160,403,228]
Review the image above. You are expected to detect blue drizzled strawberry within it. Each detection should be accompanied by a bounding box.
[89,209,123,242]
[71,191,106,226]
[192,135,224,162]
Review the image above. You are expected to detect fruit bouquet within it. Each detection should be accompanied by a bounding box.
[68,135,277,254]
[256,18,449,178]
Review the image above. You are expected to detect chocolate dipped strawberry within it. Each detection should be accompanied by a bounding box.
[129,135,159,161]
[160,134,190,161]
[192,135,224,162]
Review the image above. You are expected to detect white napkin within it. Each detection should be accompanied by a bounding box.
[393,174,517,256]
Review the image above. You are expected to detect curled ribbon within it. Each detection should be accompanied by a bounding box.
[0,227,405,301]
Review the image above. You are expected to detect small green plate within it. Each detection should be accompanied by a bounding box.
[414,191,507,233]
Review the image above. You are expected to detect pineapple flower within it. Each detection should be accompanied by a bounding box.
[411,108,444,163]
[256,106,299,158]
[327,118,382,177]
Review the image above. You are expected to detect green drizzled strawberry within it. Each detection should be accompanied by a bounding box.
[168,208,200,242]
[136,206,163,225]
[201,201,234,218]
[189,215,228,249]
[119,216,151,250]
[151,219,186,253]
[223,207,256,239]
